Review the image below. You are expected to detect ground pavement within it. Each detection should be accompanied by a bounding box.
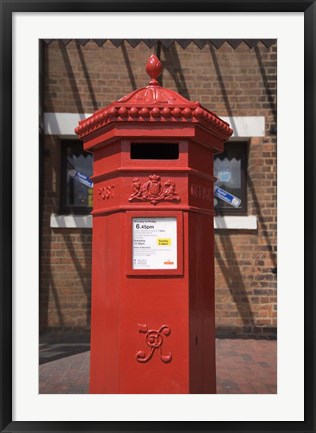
[39,337,276,394]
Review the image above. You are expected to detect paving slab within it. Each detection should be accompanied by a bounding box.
[39,338,276,394]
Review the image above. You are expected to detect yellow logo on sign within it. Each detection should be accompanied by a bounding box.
[157,238,171,246]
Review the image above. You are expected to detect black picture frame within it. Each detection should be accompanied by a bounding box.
[1,1,315,432]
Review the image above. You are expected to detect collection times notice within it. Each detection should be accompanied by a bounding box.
[132,217,177,270]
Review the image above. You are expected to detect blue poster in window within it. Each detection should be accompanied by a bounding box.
[218,169,232,183]
[68,169,93,188]
[214,186,241,208]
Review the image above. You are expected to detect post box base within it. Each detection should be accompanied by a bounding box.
[89,211,216,394]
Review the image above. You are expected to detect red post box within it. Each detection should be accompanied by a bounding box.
[75,55,232,394]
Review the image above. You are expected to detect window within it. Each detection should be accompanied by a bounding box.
[214,141,248,215]
[60,140,93,214]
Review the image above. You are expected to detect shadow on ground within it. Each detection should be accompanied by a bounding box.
[39,333,90,365]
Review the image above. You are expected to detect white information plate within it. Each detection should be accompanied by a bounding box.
[132,217,177,270]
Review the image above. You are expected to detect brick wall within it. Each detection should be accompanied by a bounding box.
[40,135,92,332]
[41,40,277,337]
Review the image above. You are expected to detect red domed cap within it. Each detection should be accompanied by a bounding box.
[75,54,233,141]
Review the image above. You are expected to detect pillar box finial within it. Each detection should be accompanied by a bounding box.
[146,54,162,86]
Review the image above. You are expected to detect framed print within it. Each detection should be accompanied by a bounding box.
[1,1,315,432]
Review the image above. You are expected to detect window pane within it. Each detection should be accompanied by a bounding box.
[65,146,93,211]
[214,144,246,214]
